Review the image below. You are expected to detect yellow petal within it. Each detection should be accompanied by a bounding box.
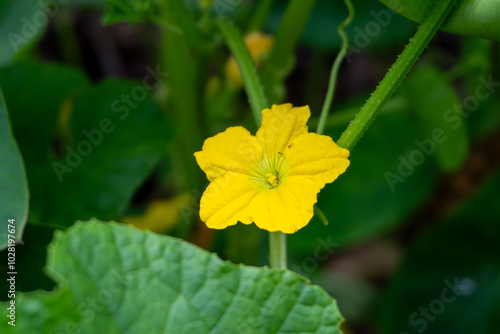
[248,176,320,233]
[256,104,310,155]
[284,132,350,188]
[195,127,262,181]
[200,172,258,229]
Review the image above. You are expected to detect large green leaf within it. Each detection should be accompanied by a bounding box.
[0,60,171,226]
[403,65,469,171]
[0,61,89,224]
[377,173,500,334]
[1,219,344,333]
[0,0,49,66]
[458,38,500,138]
[47,79,171,224]
[0,88,28,249]
[378,0,500,41]
[0,60,88,295]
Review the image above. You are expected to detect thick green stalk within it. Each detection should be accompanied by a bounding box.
[269,231,287,268]
[316,0,354,135]
[161,21,204,191]
[216,19,268,125]
[260,0,316,103]
[247,0,275,32]
[167,0,212,53]
[336,0,457,150]
[262,0,315,72]
[53,7,82,68]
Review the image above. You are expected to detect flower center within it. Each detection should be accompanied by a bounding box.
[250,153,287,190]
[266,172,279,188]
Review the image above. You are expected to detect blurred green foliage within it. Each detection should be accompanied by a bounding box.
[291,109,438,252]
[0,0,499,333]
[0,0,46,66]
[403,65,469,171]
[378,173,500,333]
[0,60,171,226]
[0,89,28,249]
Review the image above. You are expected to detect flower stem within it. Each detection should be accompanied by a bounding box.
[269,231,287,268]
[316,0,354,135]
[216,19,268,125]
[336,0,457,150]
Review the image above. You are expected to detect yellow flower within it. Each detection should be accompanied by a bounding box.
[225,32,273,87]
[194,104,350,233]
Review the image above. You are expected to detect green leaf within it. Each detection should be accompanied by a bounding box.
[0,61,89,203]
[0,0,48,66]
[0,60,88,293]
[0,60,171,226]
[102,0,163,24]
[1,219,344,333]
[458,38,500,138]
[378,0,500,41]
[47,79,171,224]
[0,88,28,250]
[377,172,500,334]
[403,65,469,171]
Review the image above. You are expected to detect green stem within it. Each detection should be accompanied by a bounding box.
[316,0,354,135]
[336,0,457,150]
[53,7,82,68]
[314,206,329,226]
[260,0,316,103]
[262,0,316,73]
[166,0,213,53]
[247,0,275,33]
[161,19,205,191]
[216,19,268,125]
[269,231,287,268]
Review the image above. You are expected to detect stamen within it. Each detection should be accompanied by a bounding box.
[266,172,279,188]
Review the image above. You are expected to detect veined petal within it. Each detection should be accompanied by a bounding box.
[200,173,258,229]
[256,104,310,155]
[284,133,350,188]
[248,176,320,233]
[195,127,262,181]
